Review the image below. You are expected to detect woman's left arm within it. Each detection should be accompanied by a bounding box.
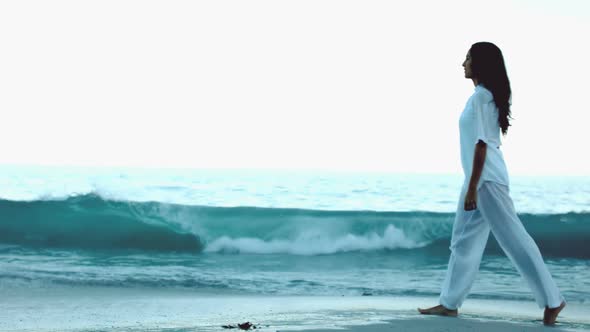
[465,140,487,211]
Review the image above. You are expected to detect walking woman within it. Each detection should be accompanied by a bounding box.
[418,42,566,325]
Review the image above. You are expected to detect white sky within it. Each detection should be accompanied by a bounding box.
[1,0,589,175]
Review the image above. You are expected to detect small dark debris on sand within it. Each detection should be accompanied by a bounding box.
[222,321,257,330]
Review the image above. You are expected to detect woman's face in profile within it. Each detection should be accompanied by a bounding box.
[462,51,473,78]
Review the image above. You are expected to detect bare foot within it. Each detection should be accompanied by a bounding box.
[418,304,458,317]
[543,301,566,325]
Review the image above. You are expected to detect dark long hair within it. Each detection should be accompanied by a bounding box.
[470,42,512,135]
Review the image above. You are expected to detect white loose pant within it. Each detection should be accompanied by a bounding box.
[439,181,564,310]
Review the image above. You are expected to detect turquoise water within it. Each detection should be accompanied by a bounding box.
[0,165,589,304]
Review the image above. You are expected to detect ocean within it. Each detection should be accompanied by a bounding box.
[1,165,589,308]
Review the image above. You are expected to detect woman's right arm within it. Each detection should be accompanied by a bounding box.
[464,140,487,211]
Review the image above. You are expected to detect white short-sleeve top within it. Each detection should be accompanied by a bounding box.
[459,84,510,190]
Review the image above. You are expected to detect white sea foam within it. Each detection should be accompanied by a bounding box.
[204,225,427,255]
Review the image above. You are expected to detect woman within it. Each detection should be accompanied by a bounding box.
[417,42,566,325]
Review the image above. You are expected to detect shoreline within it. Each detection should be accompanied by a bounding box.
[1,286,588,332]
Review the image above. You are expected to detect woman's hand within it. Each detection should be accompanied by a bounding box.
[464,188,478,211]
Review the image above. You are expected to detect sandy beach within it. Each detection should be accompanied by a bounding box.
[1,285,588,332]
[298,319,573,332]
